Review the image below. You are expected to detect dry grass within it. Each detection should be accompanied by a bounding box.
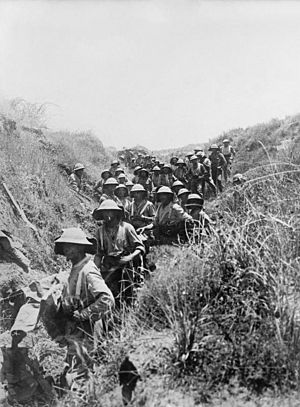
[1,100,300,406]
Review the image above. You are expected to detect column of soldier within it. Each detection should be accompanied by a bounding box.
[93,140,236,241]
[4,141,236,404]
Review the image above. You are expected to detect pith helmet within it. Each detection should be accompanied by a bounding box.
[117,173,126,179]
[133,166,142,175]
[111,160,119,166]
[186,193,204,207]
[190,155,198,161]
[152,165,161,172]
[172,180,184,188]
[177,188,190,197]
[115,167,124,174]
[176,158,185,165]
[104,177,119,186]
[115,184,128,190]
[223,139,230,144]
[162,164,172,172]
[130,184,147,195]
[101,169,112,178]
[115,184,128,196]
[139,168,149,175]
[74,163,85,171]
[92,199,122,220]
[196,151,205,157]
[156,186,173,195]
[186,152,194,157]
[209,144,219,150]
[54,227,96,255]
[125,180,134,187]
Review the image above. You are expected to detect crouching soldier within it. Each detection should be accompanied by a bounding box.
[138,186,192,245]
[129,184,156,230]
[68,163,85,192]
[92,200,145,307]
[6,228,114,398]
[185,194,212,237]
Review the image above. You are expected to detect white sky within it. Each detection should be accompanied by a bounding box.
[1,0,300,150]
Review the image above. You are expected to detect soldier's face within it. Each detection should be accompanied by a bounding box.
[102,210,119,224]
[76,169,84,177]
[117,189,126,198]
[106,185,116,194]
[181,194,189,204]
[159,193,170,204]
[63,243,84,263]
[133,192,144,201]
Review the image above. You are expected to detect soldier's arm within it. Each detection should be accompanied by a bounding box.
[73,269,115,322]
[74,293,114,322]
[173,204,192,221]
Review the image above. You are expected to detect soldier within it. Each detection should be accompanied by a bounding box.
[125,180,134,196]
[137,186,192,244]
[135,168,153,193]
[158,164,176,188]
[174,158,188,186]
[99,178,121,205]
[9,228,114,392]
[172,180,184,202]
[151,165,161,188]
[92,200,145,306]
[109,160,120,177]
[177,188,190,210]
[220,139,236,182]
[187,155,205,194]
[68,163,85,192]
[114,167,126,181]
[197,151,217,197]
[170,156,178,172]
[136,153,144,167]
[185,152,194,170]
[132,166,142,184]
[129,184,156,230]
[117,173,127,185]
[185,194,212,237]
[208,144,227,193]
[114,184,131,219]
[143,154,153,169]
[94,169,112,195]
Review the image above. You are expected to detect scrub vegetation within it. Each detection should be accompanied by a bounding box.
[1,100,300,406]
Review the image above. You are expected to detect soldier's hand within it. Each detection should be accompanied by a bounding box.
[119,254,134,265]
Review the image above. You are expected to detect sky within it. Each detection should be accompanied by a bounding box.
[1,0,300,150]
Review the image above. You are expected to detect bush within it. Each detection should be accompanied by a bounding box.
[137,162,300,394]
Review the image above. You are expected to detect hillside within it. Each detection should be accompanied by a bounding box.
[1,103,300,407]
[0,100,116,272]
[155,114,300,171]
